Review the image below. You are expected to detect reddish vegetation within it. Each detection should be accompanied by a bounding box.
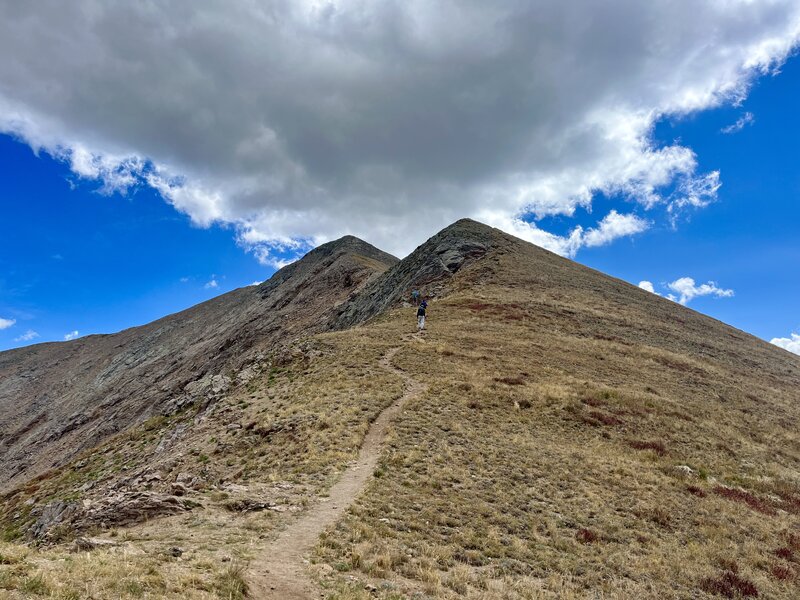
[576,528,598,544]
[713,486,777,516]
[686,485,707,498]
[770,564,794,581]
[699,570,759,598]
[494,375,526,386]
[775,490,800,515]
[788,533,800,550]
[587,410,623,426]
[464,302,495,312]
[629,440,667,456]
[774,547,794,561]
[581,396,606,408]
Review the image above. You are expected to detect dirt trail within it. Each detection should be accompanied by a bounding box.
[247,344,425,599]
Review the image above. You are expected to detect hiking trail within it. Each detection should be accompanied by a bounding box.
[247,342,425,599]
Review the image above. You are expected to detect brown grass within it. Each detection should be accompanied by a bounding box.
[699,567,759,598]
[3,231,800,598]
[629,440,668,456]
[713,486,777,516]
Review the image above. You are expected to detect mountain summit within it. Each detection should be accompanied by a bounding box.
[1,219,798,599]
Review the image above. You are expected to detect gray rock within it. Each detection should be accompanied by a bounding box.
[333,219,493,329]
[27,500,79,540]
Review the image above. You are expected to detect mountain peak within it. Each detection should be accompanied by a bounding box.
[333,218,500,328]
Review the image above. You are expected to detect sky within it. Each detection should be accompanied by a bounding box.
[0,1,798,354]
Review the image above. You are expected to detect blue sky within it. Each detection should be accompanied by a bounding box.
[0,138,273,349]
[0,2,799,353]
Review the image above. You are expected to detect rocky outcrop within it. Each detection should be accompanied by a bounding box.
[75,492,198,530]
[25,492,197,541]
[333,219,496,328]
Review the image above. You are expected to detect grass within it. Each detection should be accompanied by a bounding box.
[1,228,799,598]
[213,563,248,600]
[311,236,800,598]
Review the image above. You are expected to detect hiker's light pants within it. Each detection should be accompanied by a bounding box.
[417,315,425,330]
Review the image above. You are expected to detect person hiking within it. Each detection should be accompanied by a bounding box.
[411,289,420,305]
[417,299,428,331]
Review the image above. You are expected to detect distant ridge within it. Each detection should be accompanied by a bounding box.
[0,235,396,490]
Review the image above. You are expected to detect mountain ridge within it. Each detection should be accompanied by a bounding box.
[0,234,396,491]
[1,218,799,598]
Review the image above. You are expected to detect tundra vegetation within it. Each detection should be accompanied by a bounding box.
[1,223,798,598]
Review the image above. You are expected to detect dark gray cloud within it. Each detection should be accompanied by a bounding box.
[0,1,798,259]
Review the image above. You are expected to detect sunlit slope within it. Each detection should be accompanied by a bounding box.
[1,219,798,599]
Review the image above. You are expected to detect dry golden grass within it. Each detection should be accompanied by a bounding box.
[313,241,800,598]
[2,230,799,598]
[0,329,405,598]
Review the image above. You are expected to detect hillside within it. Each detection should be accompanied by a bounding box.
[0,236,397,490]
[1,219,799,599]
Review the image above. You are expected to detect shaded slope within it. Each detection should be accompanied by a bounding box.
[0,236,397,491]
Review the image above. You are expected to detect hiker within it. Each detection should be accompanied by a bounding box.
[411,289,420,305]
[417,299,428,331]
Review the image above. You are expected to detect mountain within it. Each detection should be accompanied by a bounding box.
[0,236,397,491]
[0,219,798,599]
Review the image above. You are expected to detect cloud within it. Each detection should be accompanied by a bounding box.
[0,2,799,258]
[771,333,800,355]
[668,171,722,219]
[581,211,650,249]
[64,330,80,340]
[250,245,299,269]
[204,278,218,290]
[721,111,755,134]
[666,277,734,305]
[638,281,658,294]
[478,209,648,258]
[249,280,264,287]
[14,329,39,342]
[0,317,15,330]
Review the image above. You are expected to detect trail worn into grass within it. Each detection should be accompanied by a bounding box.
[247,343,425,599]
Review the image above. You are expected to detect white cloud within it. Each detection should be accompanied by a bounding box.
[771,333,800,355]
[638,277,735,304]
[0,317,15,330]
[204,279,218,290]
[0,2,798,257]
[582,211,650,248]
[478,209,648,258]
[668,171,722,218]
[64,330,80,340]
[248,280,264,287]
[250,245,300,269]
[721,111,755,134]
[179,277,189,283]
[638,281,658,294]
[666,277,734,305]
[14,329,39,342]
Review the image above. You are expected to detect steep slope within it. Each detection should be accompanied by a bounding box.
[0,236,397,491]
[0,219,798,599]
[334,218,494,328]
